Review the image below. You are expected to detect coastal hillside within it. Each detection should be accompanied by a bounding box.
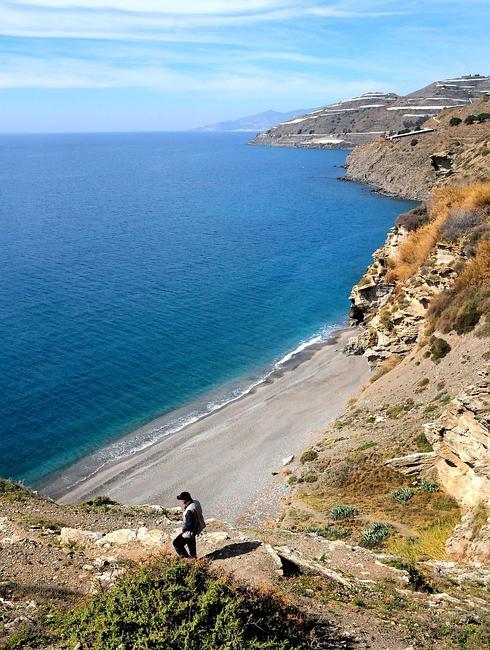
[345,97,490,199]
[251,75,490,149]
[281,181,489,644]
[2,183,489,650]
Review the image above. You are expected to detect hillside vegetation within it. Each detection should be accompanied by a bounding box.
[7,556,331,650]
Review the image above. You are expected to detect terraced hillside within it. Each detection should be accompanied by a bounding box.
[251,75,490,149]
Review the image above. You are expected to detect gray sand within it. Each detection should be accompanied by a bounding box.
[58,329,369,522]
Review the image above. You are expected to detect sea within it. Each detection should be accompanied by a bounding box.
[0,132,414,490]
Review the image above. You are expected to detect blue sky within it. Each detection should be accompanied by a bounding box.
[0,0,488,132]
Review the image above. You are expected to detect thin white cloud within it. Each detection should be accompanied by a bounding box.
[8,0,292,13]
[0,52,392,97]
[0,1,415,42]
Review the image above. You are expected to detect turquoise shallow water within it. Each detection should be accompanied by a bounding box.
[0,132,414,487]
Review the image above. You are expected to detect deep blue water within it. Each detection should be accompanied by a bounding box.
[0,132,413,487]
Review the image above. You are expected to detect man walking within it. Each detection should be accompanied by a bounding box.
[173,491,206,558]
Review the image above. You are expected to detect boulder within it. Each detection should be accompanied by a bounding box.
[99,529,137,546]
[60,528,102,545]
[202,531,230,544]
[136,527,168,548]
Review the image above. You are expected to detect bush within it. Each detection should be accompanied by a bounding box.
[418,480,439,493]
[83,495,118,507]
[0,479,29,501]
[300,449,318,464]
[395,205,429,231]
[464,114,477,125]
[449,117,462,126]
[476,112,490,123]
[439,207,486,241]
[361,522,390,546]
[416,433,433,452]
[410,138,418,146]
[383,560,432,592]
[430,337,451,361]
[302,473,318,483]
[330,504,357,520]
[417,377,429,387]
[13,558,331,649]
[304,525,349,540]
[390,487,413,504]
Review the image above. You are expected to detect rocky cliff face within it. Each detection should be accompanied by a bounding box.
[345,98,490,200]
[426,368,490,563]
[345,224,465,367]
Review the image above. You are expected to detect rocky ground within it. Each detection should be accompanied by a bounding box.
[1,484,489,649]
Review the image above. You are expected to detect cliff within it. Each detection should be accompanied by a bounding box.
[345,98,490,199]
[251,75,490,150]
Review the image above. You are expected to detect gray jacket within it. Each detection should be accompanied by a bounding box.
[182,500,206,536]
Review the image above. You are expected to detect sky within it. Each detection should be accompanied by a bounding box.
[0,0,488,132]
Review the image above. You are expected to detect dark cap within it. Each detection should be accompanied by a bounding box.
[176,491,192,502]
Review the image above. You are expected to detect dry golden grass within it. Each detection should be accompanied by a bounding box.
[368,354,403,384]
[386,181,490,284]
[457,238,490,288]
[386,513,461,561]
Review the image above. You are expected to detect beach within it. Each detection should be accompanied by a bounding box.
[55,328,369,522]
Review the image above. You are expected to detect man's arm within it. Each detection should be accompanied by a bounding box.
[182,508,194,533]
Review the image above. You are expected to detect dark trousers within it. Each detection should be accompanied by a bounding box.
[173,533,197,558]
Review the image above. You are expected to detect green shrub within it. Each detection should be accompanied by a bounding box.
[0,479,29,501]
[390,487,413,504]
[476,112,490,123]
[302,473,318,483]
[383,559,432,592]
[82,495,119,512]
[416,433,433,452]
[361,522,390,546]
[357,440,377,450]
[417,377,429,387]
[330,505,357,520]
[11,558,331,649]
[430,337,451,361]
[300,449,318,464]
[418,480,439,493]
[476,321,490,337]
[449,116,462,126]
[410,138,418,146]
[464,114,477,125]
[304,525,349,540]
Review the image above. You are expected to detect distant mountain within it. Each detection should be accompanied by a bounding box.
[251,74,490,149]
[191,109,312,133]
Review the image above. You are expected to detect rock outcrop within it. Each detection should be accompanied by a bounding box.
[345,225,465,368]
[425,367,489,510]
[421,368,490,563]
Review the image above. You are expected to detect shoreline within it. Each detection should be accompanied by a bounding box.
[53,327,369,523]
